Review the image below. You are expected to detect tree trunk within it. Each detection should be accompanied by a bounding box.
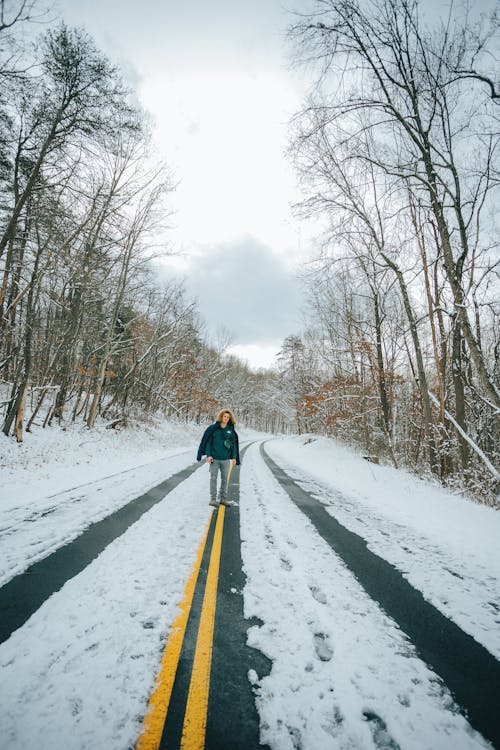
[422,154,500,409]
[382,253,438,474]
[26,387,48,432]
[410,196,452,478]
[373,292,391,436]
[14,382,27,442]
[452,319,469,470]
[1,228,41,437]
[87,359,107,429]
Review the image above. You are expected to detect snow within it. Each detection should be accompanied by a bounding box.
[265,437,500,660]
[0,417,202,509]
[0,423,499,749]
[0,467,212,749]
[0,419,202,586]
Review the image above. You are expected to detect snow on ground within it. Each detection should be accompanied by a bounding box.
[0,422,499,750]
[0,467,213,750]
[265,436,500,661]
[241,442,490,750]
[0,418,201,586]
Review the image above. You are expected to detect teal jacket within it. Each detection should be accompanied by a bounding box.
[197,421,240,464]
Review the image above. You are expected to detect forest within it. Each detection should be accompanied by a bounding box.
[0,0,498,503]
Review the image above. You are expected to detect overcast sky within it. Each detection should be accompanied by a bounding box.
[55,0,312,369]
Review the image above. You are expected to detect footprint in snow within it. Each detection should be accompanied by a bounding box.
[310,585,328,604]
[363,710,401,750]
[313,632,333,662]
[286,724,302,749]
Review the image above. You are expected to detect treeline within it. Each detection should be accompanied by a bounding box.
[278,0,499,500]
[2,1,498,502]
[0,7,289,439]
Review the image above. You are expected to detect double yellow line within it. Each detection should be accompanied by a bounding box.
[136,506,226,750]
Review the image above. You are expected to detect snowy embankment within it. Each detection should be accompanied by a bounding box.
[0,417,202,505]
[0,423,499,750]
[0,418,201,586]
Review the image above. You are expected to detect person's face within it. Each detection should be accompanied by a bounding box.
[221,412,230,427]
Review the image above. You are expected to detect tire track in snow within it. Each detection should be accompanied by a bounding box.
[0,449,195,538]
[264,447,500,659]
[0,460,203,644]
[259,441,500,750]
[0,467,214,750]
[0,451,199,588]
[241,442,488,750]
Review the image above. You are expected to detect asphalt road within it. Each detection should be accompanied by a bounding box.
[2,441,499,749]
[260,442,500,750]
[156,447,270,750]
[0,460,202,645]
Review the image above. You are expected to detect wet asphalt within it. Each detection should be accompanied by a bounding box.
[1,442,499,749]
[260,442,500,750]
[0,460,202,645]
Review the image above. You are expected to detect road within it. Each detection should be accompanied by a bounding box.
[1,440,499,750]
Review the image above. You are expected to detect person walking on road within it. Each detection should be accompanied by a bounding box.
[197,408,240,507]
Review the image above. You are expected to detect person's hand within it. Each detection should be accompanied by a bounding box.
[231,459,236,465]
[207,456,214,463]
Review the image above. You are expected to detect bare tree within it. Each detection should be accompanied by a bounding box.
[0,23,138,263]
[289,0,500,409]
[286,0,499,494]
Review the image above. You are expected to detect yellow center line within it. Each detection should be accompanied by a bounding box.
[135,512,214,750]
[181,506,226,750]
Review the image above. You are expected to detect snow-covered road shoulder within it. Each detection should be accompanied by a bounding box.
[240,441,491,750]
[265,436,500,659]
[0,467,212,750]
[1,424,498,750]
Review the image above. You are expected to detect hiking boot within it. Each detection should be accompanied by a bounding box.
[220,499,237,507]
[209,498,219,507]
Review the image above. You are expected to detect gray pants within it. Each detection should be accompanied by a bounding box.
[209,459,231,500]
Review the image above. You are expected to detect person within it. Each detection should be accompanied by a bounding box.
[197,408,240,507]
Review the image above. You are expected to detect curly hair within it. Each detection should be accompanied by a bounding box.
[217,408,237,426]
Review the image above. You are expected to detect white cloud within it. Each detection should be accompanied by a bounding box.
[57,0,309,369]
[161,234,303,347]
[141,71,302,252]
[227,343,281,371]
